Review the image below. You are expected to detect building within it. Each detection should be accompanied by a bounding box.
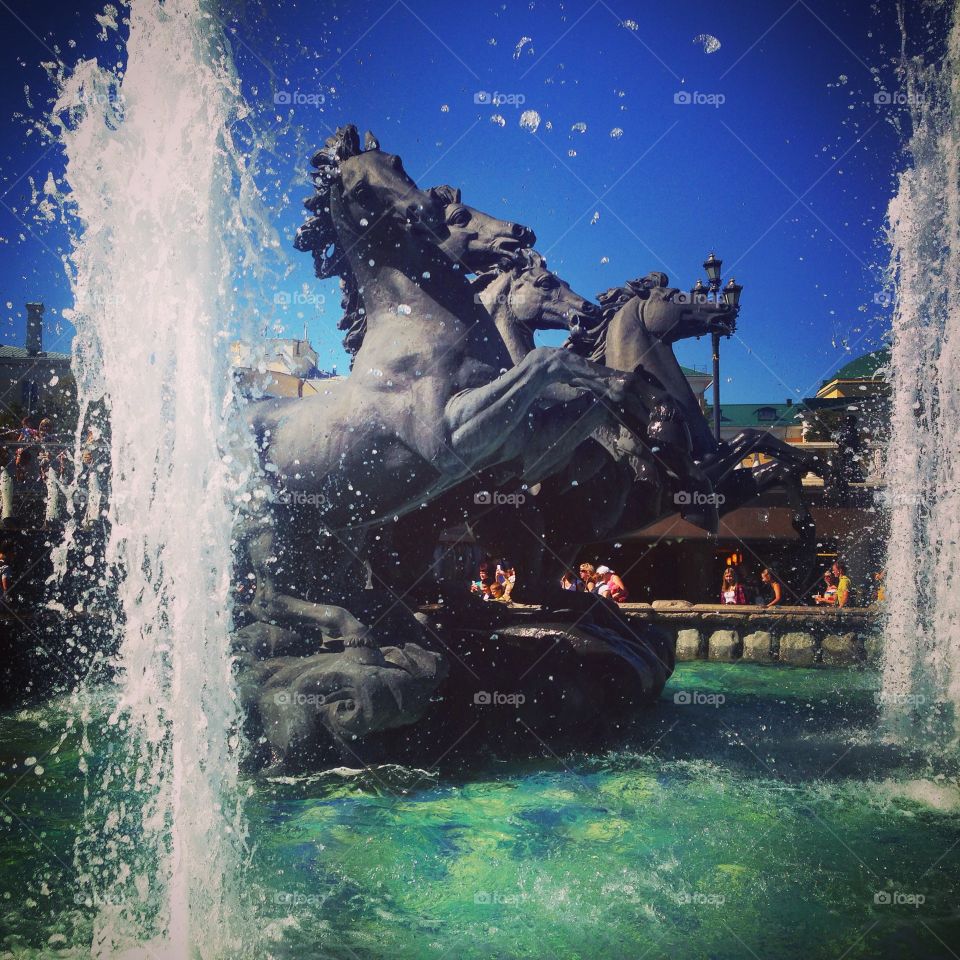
[231,337,338,397]
[0,303,73,421]
[603,348,891,603]
[680,365,712,411]
[703,400,804,445]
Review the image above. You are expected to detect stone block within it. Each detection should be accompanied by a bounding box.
[676,628,705,661]
[708,630,741,662]
[821,633,863,666]
[742,631,773,663]
[778,631,816,667]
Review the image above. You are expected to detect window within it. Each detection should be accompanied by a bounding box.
[756,406,777,422]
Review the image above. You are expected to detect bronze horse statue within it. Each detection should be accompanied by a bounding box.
[235,126,694,765]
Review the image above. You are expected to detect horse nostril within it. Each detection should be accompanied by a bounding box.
[512,222,531,240]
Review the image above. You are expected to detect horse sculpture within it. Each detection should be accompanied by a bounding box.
[235,125,687,767]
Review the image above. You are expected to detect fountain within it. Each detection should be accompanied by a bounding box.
[882,0,960,744]
[50,0,261,954]
[0,2,959,959]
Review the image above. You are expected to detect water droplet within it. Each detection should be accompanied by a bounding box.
[610,127,624,139]
[590,211,600,225]
[513,36,533,60]
[519,110,541,133]
[693,33,721,54]
[440,103,449,112]
[620,19,639,30]
[571,121,587,134]
[490,114,506,127]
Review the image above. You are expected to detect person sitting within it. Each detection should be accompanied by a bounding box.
[814,571,838,605]
[720,567,747,605]
[759,568,783,607]
[579,563,598,592]
[561,570,584,591]
[499,561,517,602]
[596,565,629,603]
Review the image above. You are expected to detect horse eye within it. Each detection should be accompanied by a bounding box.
[449,209,470,226]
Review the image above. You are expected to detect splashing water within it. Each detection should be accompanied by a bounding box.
[50,0,262,954]
[882,0,960,743]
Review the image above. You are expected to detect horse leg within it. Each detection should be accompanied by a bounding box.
[444,347,650,469]
[245,518,376,648]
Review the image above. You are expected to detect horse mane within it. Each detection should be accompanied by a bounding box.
[564,272,668,363]
[294,125,373,363]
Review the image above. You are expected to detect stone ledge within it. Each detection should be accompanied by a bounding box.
[618,603,880,668]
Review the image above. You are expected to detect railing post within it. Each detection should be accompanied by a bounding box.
[0,466,13,523]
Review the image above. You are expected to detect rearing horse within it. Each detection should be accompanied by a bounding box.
[244,126,667,639]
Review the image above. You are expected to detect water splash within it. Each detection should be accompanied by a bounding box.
[882,0,960,744]
[50,0,264,954]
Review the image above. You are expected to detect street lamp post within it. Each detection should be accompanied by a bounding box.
[697,254,742,444]
[703,253,724,443]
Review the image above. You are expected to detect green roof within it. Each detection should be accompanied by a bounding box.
[0,345,70,362]
[829,348,890,383]
[703,402,801,428]
[680,365,710,378]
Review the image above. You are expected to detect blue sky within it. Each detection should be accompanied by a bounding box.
[0,0,914,401]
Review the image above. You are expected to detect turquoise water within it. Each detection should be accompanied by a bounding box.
[2,663,959,959]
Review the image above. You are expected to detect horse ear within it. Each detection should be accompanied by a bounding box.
[427,184,460,206]
[322,124,361,162]
[364,130,380,151]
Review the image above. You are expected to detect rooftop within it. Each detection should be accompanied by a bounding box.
[0,344,70,362]
[826,348,890,384]
[703,402,801,429]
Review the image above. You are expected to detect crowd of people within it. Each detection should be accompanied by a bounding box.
[469,559,631,605]
[718,559,863,608]
[561,563,628,602]
[470,559,517,602]
[2,416,68,481]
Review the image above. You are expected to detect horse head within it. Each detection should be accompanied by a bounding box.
[294,124,444,279]
[428,184,537,273]
[606,272,737,345]
[477,250,599,362]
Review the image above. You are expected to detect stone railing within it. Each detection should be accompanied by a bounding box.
[619,602,881,667]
